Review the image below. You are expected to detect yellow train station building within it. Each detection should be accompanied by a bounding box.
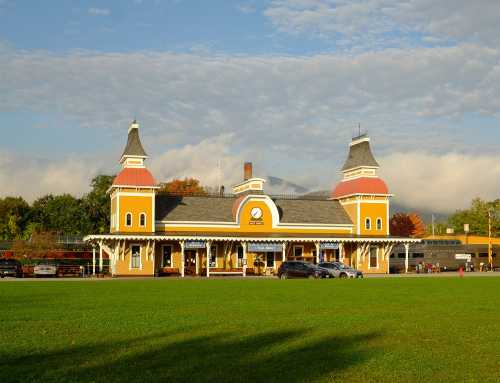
[85,121,418,277]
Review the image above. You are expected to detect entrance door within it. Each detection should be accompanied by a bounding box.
[185,250,197,275]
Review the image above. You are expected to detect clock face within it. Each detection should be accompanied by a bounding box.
[250,207,263,219]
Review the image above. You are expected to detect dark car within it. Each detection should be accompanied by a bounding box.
[0,258,22,278]
[318,262,363,278]
[278,261,330,279]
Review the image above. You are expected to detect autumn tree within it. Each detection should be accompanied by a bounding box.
[390,212,426,238]
[159,178,207,195]
[11,231,59,259]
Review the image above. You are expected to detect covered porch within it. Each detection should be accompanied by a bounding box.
[84,233,420,277]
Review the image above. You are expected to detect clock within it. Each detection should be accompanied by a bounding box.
[250,207,263,219]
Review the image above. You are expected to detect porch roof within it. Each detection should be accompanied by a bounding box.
[84,232,420,244]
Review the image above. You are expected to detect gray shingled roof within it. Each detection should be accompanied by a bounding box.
[341,139,379,171]
[121,126,147,158]
[155,195,353,225]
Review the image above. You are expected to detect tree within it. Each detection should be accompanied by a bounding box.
[82,175,114,234]
[11,231,59,259]
[30,194,92,236]
[390,212,426,238]
[0,197,31,240]
[447,198,500,236]
[159,178,207,195]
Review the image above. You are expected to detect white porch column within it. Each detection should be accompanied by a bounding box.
[180,241,185,278]
[206,241,212,278]
[315,242,320,264]
[282,242,286,262]
[242,242,247,277]
[152,240,156,277]
[339,243,344,263]
[92,245,96,276]
[404,243,410,274]
[99,242,103,273]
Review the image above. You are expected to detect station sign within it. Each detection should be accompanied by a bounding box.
[319,242,339,250]
[248,242,282,252]
[184,240,206,249]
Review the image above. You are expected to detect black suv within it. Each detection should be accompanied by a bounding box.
[277,261,329,279]
[0,258,22,278]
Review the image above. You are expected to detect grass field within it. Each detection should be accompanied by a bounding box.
[1,277,500,382]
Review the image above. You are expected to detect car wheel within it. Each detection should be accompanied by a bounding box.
[340,273,347,278]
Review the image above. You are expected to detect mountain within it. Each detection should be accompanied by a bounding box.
[265,176,310,195]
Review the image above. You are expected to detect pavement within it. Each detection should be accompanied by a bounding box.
[1,272,500,281]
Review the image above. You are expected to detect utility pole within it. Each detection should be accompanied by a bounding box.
[488,209,493,271]
[431,214,435,237]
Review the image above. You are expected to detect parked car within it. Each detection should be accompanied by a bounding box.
[278,261,330,279]
[0,258,22,278]
[33,262,58,277]
[318,262,363,278]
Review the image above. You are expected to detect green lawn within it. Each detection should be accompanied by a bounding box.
[1,278,499,382]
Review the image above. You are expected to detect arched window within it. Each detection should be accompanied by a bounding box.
[140,213,146,227]
[365,218,371,230]
[376,218,382,230]
[125,213,132,227]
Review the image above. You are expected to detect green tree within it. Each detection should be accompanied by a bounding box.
[30,194,92,235]
[82,175,114,234]
[0,197,31,240]
[447,198,500,236]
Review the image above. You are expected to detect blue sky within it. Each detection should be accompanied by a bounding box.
[0,0,499,212]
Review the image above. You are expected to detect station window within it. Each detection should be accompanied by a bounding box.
[139,213,146,227]
[237,246,244,267]
[369,247,377,268]
[210,245,217,267]
[125,213,132,227]
[266,252,274,268]
[293,246,303,257]
[376,218,382,230]
[162,246,172,267]
[412,253,424,258]
[365,218,371,230]
[131,245,141,269]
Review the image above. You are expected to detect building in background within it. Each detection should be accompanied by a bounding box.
[85,121,418,277]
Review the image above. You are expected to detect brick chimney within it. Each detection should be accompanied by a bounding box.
[244,162,253,180]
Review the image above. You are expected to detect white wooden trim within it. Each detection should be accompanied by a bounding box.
[85,235,421,244]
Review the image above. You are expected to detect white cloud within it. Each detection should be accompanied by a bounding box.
[380,152,500,213]
[264,0,500,49]
[88,7,110,16]
[0,151,105,202]
[1,44,499,210]
[149,134,244,190]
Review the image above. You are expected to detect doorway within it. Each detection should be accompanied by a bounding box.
[185,250,197,275]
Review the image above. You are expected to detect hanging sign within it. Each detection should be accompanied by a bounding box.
[319,242,339,250]
[184,240,206,249]
[248,242,282,252]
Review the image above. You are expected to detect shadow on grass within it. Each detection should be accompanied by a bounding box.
[2,329,381,382]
